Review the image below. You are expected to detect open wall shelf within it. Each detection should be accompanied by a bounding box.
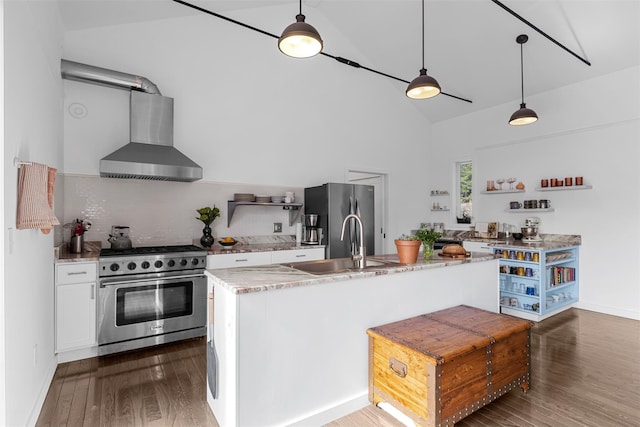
[227,201,302,226]
[535,185,592,192]
[481,189,525,194]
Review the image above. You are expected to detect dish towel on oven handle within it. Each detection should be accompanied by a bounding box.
[16,162,60,233]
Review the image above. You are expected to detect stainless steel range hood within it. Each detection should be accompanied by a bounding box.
[61,59,203,182]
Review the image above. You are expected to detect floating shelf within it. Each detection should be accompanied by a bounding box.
[535,185,592,192]
[505,208,554,213]
[227,201,302,226]
[481,189,525,194]
[431,209,450,212]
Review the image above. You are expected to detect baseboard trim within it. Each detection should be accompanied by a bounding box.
[286,392,370,426]
[575,302,639,321]
[56,346,98,363]
[25,356,58,427]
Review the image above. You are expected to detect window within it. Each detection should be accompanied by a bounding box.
[456,161,472,223]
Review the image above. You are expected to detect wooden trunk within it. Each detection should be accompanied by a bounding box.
[367,305,532,426]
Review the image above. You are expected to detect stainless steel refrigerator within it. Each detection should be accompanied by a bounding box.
[304,183,375,259]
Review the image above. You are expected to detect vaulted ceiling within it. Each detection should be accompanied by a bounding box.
[57,0,639,122]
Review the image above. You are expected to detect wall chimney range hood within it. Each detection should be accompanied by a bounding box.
[61,59,203,182]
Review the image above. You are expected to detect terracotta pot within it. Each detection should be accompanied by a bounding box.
[394,239,421,264]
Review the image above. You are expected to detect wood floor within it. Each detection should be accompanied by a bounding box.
[37,308,640,427]
[36,337,218,427]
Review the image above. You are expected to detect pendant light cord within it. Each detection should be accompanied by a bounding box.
[519,42,525,104]
[298,0,302,16]
[421,0,425,69]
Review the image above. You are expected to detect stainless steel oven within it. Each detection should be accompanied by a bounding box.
[98,245,207,356]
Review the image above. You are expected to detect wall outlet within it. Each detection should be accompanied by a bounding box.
[273,222,282,233]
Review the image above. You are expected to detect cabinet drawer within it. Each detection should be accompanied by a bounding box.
[462,241,493,253]
[271,248,324,264]
[55,262,97,284]
[207,252,272,269]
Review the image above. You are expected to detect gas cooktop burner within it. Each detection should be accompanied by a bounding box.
[99,244,205,257]
[99,244,207,277]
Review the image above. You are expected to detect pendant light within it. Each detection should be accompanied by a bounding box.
[406,0,440,99]
[509,34,538,125]
[278,0,323,58]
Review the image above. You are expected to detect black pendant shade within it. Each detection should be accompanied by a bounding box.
[278,2,322,58]
[406,68,441,99]
[406,0,440,100]
[509,34,538,125]
[509,103,538,126]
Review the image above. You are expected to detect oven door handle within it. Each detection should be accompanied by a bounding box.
[99,273,205,288]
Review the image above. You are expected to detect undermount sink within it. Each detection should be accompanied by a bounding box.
[285,257,398,275]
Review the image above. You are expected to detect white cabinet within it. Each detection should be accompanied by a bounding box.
[462,241,494,253]
[56,261,97,284]
[207,248,325,269]
[208,251,272,269]
[55,262,97,353]
[270,248,324,264]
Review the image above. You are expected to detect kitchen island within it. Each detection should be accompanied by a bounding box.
[205,253,499,426]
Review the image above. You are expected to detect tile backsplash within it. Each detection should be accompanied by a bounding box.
[58,174,304,248]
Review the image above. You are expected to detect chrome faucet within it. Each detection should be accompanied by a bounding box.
[340,213,366,269]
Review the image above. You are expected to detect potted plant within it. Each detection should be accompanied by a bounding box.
[196,205,221,248]
[394,234,422,264]
[415,227,443,259]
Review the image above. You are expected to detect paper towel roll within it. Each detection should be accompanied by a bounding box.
[295,223,302,243]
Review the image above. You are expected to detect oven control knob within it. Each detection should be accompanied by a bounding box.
[191,258,200,266]
[180,259,188,267]
[155,260,163,268]
[141,261,150,269]
[168,260,176,267]
[110,263,120,272]
[127,262,137,270]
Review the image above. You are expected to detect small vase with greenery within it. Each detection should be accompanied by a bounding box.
[415,227,442,259]
[394,234,422,264]
[196,205,221,247]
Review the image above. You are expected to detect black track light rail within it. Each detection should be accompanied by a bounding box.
[171,0,472,103]
[491,0,591,66]
[172,0,276,39]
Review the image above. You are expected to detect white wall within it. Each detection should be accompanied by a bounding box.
[2,1,64,425]
[62,174,305,247]
[430,67,640,320]
[0,3,5,423]
[61,6,434,253]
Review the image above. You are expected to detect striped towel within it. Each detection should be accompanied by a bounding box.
[16,162,60,233]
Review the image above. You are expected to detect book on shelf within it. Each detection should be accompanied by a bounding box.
[547,266,575,286]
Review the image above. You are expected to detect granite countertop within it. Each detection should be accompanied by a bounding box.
[487,238,580,250]
[55,236,321,261]
[206,251,497,295]
[444,231,581,250]
[55,241,102,262]
[197,235,325,255]
[205,241,324,255]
